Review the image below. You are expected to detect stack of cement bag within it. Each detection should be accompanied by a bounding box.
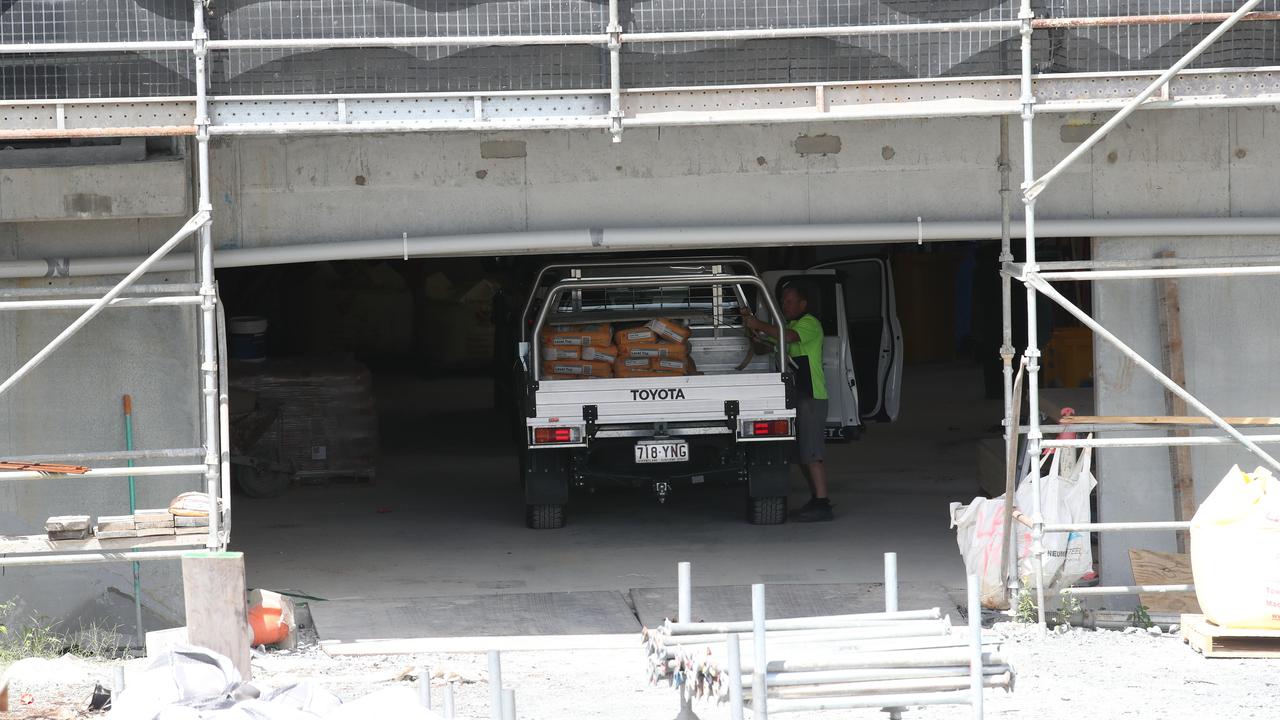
[541,324,617,379]
[540,319,696,380]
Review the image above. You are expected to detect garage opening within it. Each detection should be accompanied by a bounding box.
[215,240,1093,640]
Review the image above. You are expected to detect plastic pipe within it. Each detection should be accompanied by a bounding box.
[5,218,1280,281]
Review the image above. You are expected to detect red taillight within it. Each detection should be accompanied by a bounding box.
[534,426,577,444]
[746,419,791,436]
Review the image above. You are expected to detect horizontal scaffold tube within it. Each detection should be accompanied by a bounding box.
[664,609,942,635]
[757,689,975,714]
[739,648,1006,675]
[744,664,1012,687]
[743,672,1013,700]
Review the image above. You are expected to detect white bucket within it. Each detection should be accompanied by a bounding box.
[229,316,269,362]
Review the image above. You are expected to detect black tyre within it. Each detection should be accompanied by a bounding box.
[526,503,566,529]
[234,465,291,498]
[749,496,787,525]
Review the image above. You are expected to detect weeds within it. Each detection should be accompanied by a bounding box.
[1055,594,1083,628]
[1014,586,1038,624]
[66,619,126,660]
[1128,604,1154,629]
[0,598,126,662]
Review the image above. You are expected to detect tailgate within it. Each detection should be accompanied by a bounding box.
[532,372,792,426]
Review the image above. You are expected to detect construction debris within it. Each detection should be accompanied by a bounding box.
[44,515,91,541]
[0,461,89,474]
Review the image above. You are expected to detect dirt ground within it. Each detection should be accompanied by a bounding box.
[4,621,1277,720]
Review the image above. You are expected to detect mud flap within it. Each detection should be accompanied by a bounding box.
[746,442,791,498]
[523,448,571,504]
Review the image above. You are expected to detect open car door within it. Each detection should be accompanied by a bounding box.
[762,270,861,441]
[809,257,903,421]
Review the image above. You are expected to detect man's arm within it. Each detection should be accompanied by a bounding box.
[740,309,800,343]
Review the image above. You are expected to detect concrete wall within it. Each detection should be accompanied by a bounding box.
[0,221,199,635]
[202,107,1274,250]
[1,105,1278,626]
[1,158,190,222]
[1092,235,1280,589]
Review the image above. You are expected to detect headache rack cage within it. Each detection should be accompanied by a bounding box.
[528,270,788,382]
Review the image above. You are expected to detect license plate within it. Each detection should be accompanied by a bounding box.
[635,440,689,464]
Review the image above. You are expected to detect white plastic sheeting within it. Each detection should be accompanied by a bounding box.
[109,646,444,720]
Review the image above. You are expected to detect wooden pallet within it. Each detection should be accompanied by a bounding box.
[1181,614,1280,658]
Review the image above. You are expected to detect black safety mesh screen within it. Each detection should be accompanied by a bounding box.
[2,0,1278,100]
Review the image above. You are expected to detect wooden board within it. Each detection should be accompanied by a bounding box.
[1156,250,1195,554]
[182,552,251,680]
[1181,614,1280,658]
[1129,549,1200,614]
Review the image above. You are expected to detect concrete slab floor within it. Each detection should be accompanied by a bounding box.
[231,363,1000,616]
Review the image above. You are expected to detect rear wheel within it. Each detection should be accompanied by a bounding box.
[526,503,566,529]
[749,496,787,525]
[522,448,571,529]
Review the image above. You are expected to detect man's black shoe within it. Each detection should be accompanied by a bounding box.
[790,497,819,516]
[791,500,834,522]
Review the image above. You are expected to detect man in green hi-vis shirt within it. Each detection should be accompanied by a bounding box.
[741,284,833,522]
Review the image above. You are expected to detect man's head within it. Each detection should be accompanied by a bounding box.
[780,285,809,321]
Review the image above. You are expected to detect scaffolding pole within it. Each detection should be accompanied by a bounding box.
[1025,276,1280,473]
[1025,0,1267,200]
[0,211,208,400]
[1011,0,1280,629]
[193,0,223,553]
[1016,0,1046,630]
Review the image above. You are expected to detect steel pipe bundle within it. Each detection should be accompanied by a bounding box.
[646,559,1012,718]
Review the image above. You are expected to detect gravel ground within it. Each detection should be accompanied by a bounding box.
[4,622,1277,719]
